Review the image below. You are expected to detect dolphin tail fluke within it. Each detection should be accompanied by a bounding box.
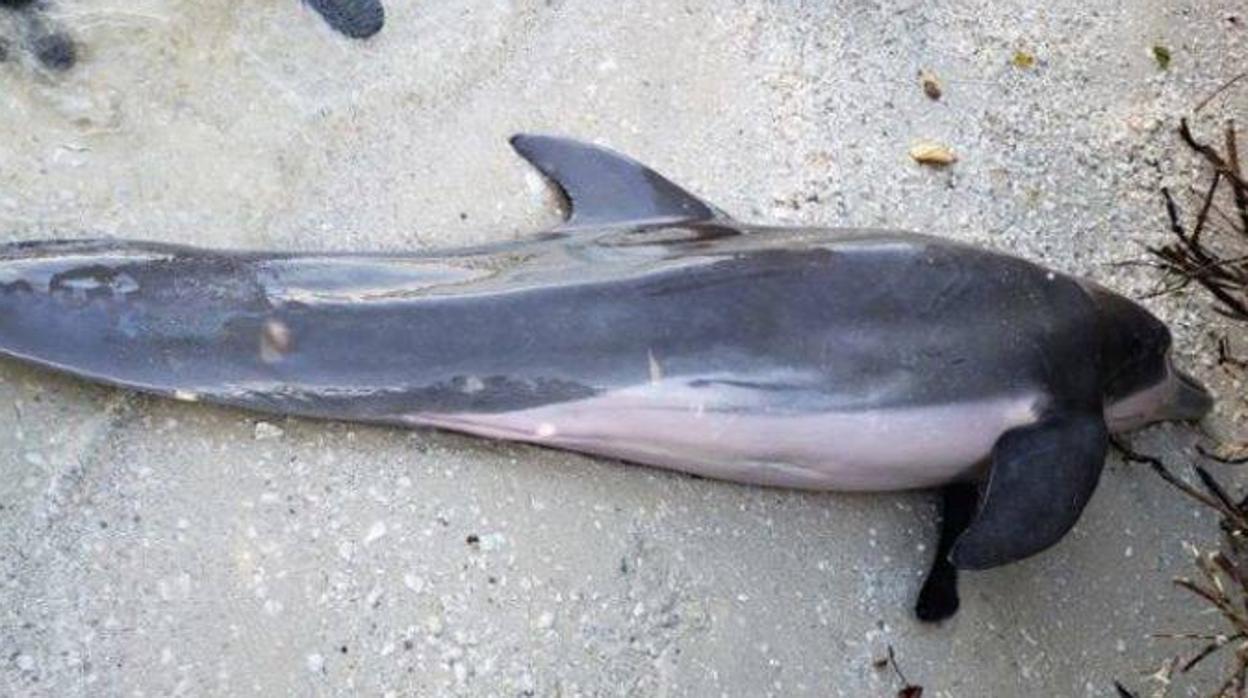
[306,0,385,39]
[509,134,729,231]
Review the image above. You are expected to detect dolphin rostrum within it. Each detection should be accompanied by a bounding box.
[0,135,1213,620]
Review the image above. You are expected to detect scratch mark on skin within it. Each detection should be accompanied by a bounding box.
[260,319,293,364]
[648,349,663,385]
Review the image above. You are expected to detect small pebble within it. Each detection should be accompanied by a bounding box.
[364,521,388,545]
[918,69,942,99]
[254,421,284,440]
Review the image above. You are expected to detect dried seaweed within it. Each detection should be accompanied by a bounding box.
[1149,120,1248,322]
[1149,117,1247,461]
[1113,115,1248,697]
[1113,440,1248,697]
[879,645,924,698]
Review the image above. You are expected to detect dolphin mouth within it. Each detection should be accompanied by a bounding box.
[1168,366,1214,422]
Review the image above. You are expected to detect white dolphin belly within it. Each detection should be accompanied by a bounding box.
[408,379,1042,492]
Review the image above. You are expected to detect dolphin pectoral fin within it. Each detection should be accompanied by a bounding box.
[509,134,729,230]
[915,481,978,622]
[949,413,1109,570]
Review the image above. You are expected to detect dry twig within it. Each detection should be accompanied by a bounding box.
[1115,117,1248,697]
[1115,438,1248,696]
[1149,121,1248,322]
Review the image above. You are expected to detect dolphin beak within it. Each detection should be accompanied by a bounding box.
[1166,366,1214,422]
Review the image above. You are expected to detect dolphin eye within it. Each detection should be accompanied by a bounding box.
[1141,328,1172,361]
[1123,334,1147,359]
[1128,326,1170,360]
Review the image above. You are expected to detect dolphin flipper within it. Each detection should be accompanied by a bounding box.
[949,413,1109,570]
[915,482,978,622]
[510,134,728,230]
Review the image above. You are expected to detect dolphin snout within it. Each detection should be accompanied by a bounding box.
[1167,366,1214,422]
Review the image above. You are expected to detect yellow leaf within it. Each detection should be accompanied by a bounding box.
[909,141,957,166]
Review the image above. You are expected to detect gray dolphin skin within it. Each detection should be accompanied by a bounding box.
[0,135,1213,621]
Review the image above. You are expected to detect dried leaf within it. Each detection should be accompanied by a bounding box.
[918,69,942,100]
[1153,45,1172,70]
[909,141,957,166]
[1211,441,1248,462]
[884,645,921,694]
[1011,50,1036,69]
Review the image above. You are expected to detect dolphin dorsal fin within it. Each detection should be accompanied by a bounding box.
[510,134,727,231]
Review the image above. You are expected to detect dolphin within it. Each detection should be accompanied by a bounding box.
[0,135,1213,620]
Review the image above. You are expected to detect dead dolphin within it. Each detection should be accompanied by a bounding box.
[0,135,1213,620]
